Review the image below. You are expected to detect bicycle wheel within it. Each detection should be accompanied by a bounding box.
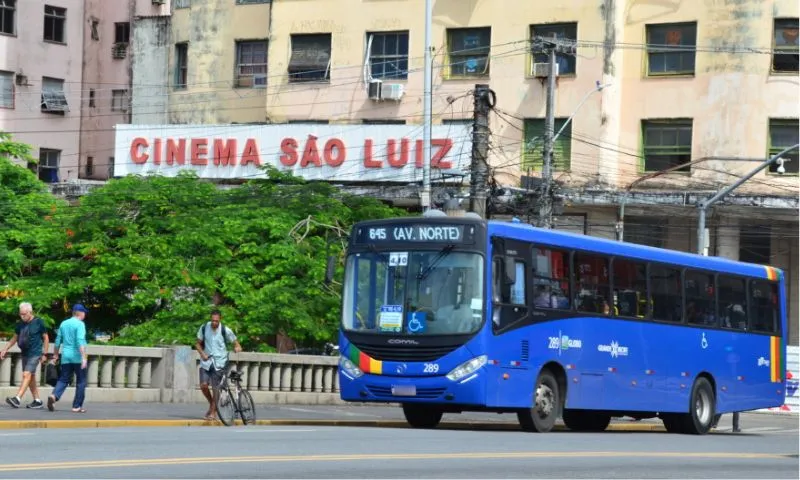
[215,387,236,426]
[238,389,256,425]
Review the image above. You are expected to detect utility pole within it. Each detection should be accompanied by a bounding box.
[537,45,558,229]
[470,84,492,219]
[420,0,433,211]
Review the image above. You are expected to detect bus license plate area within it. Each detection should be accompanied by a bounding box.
[391,385,417,397]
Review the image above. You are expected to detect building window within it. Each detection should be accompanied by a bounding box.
[41,77,68,113]
[446,27,490,77]
[0,70,13,108]
[90,18,98,40]
[625,217,665,248]
[739,225,771,264]
[768,119,799,174]
[44,5,66,43]
[642,120,692,172]
[362,119,406,124]
[522,118,571,171]
[367,31,409,80]
[530,23,577,75]
[174,0,190,8]
[0,0,15,35]
[442,119,471,125]
[646,22,696,75]
[236,0,268,4]
[38,149,60,183]
[235,40,268,88]
[288,34,331,82]
[85,156,94,177]
[773,19,799,72]
[115,22,130,44]
[287,120,329,124]
[88,88,95,107]
[111,89,128,112]
[108,157,115,178]
[175,43,188,89]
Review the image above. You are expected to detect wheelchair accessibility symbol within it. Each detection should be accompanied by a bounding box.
[701,332,708,349]
[407,312,427,334]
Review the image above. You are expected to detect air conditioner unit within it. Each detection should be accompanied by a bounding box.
[252,74,267,88]
[381,83,405,101]
[367,79,382,101]
[15,74,29,86]
[112,43,128,59]
[152,0,165,4]
[532,62,559,78]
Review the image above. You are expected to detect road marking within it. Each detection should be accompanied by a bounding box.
[0,451,792,472]
[282,407,383,418]
[233,429,317,433]
[0,433,32,437]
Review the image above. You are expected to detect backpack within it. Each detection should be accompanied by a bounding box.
[200,322,232,350]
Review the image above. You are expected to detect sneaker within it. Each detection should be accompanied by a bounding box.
[47,396,55,412]
[5,396,20,408]
[27,399,43,409]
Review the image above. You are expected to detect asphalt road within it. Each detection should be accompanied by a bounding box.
[0,420,797,478]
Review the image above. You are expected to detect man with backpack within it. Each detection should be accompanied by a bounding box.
[1,302,49,409]
[195,309,242,421]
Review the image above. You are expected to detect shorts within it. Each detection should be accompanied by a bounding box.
[199,367,224,388]
[22,356,41,374]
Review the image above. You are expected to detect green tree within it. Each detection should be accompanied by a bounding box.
[4,166,404,350]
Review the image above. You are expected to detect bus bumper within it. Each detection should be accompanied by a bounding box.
[338,370,487,406]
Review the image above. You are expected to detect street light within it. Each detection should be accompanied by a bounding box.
[696,143,799,256]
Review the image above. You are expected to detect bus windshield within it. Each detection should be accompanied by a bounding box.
[342,250,484,336]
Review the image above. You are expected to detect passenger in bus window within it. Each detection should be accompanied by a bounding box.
[534,285,554,308]
[722,303,746,329]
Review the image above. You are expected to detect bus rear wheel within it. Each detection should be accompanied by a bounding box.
[661,377,715,435]
[562,409,611,432]
[518,369,560,432]
[402,404,443,429]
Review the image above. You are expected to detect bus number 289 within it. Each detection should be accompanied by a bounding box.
[423,363,439,373]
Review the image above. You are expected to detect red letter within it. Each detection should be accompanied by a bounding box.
[300,135,322,167]
[166,138,186,166]
[387,138,409,168]
[240,138,262,166]
[415,139,424,167]
[191,138,209,166]
[363,139,382,168]
[431,139,453,168]
[153,138,162,165]
[130,137,149,164]
[324,138,346,167]
[213,139,237,166]
[279,138,298,166]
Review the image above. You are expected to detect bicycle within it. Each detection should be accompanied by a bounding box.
[208,355,257,426]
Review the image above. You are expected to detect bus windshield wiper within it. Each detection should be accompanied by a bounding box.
[417,245,455,280]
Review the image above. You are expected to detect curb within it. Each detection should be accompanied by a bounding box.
[0,418,667,432]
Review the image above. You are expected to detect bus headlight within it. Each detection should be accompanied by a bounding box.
[446,355,487,381]
[339,356,364,379]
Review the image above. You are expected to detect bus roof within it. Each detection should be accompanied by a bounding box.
[488,219,781,281]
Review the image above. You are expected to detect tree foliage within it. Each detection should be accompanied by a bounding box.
[1,159,405,349]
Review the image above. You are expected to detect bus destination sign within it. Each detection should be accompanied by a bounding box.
[355,224,468,244]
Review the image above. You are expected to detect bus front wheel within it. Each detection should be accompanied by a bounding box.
[518,369,560,433]
[402,404,443,429]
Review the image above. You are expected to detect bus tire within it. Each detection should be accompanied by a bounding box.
[402,404,443,429]
[562,409,611,432]
[518,369,560,433]
[682,377,716,435]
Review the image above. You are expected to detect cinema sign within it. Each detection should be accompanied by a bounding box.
[114,124,472,183]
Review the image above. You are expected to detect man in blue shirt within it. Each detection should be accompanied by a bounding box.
[48,304,89,413]
[195,310,241,421]
[1,302,49,409]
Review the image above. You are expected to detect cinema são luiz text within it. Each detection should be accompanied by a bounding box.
[114,124,472,183]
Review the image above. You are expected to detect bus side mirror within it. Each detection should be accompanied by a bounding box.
[504,257,517,285]
[324,255,336,285]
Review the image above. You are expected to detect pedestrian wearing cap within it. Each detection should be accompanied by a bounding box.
[1,302,49,409]
[48,304,89,413]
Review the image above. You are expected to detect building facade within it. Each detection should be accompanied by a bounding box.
[125,0,799,342]
[1,0,84,183]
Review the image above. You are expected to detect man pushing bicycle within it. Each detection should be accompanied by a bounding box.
[195,309,242,421]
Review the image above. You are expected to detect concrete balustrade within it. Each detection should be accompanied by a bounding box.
[0,342,342,405]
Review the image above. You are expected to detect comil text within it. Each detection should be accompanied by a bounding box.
[128,136,454,169]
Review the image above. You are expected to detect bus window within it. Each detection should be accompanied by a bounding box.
[650,265,682,323]
[749,280,779,334]
[532,246,570,310]
[510,261,527,305]
[684,270,716,326]
[574,253,611,315]
[612,258,647,318]
[718,275,747,330]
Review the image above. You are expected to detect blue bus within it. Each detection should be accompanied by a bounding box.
[336,212,787,434]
